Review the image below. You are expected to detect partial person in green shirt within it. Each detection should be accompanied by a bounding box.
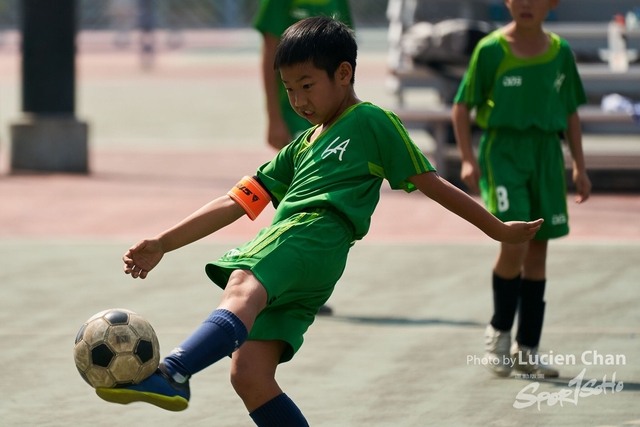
[254,0,353,316]
[96,17,543,425]
[452,0,592,379]
[253,0,353,150]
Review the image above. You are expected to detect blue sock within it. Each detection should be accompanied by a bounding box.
[163,309,248,381]
[249,393,309,427]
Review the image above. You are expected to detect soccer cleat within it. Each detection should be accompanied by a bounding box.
[483,324,513,377]
[96,363,190,411]
[511,342,559,378]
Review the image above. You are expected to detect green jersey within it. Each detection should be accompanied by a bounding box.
[454,30,587,132]
[253,0,353,137]
[253,0,352,39]
[256,102,435,240]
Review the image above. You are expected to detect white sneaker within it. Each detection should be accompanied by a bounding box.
[483,324,513,377]
[511,342,559,378]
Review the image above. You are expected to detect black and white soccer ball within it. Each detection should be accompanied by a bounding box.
[74,308,160,388]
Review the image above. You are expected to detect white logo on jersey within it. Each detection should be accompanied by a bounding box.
[322,136,350,161]
[225,249,242,258]
[290,8,310,20]
[503,76,522,87]
[552,214,567,225]
[554,73,566,93]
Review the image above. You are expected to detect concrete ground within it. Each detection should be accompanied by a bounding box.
[0,30,639,426]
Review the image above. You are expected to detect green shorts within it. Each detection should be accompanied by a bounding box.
[205,208,354,363]
[478,128,569,240]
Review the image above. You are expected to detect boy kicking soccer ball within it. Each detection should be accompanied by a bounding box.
[97,16,542,426]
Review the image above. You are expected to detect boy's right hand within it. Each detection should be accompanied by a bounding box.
[123,238,164,279]
[460,159,481,194]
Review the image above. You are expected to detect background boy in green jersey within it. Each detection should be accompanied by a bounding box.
[97,17,543,426]
[452,0,592,378]
[254,0,353,150]
[253,0,353,316]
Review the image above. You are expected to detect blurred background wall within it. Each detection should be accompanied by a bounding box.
[0,0,638,33]
[0,0,638,189]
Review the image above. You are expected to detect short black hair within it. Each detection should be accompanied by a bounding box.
[274,16,357,85]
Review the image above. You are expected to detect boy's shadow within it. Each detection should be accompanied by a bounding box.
[329,315,482,328]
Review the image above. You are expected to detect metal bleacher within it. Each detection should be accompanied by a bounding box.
[386,0,640,191]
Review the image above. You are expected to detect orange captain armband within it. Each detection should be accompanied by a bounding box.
[227,176,271,220]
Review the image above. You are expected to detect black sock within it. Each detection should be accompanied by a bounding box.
[516,278,546,348]
[249,393,309,427]
[489,272,521,332]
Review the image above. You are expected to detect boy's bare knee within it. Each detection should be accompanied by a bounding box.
[230,365,256,396]
[229,341,285,409]
[230,363,279,408]
[495,242,528,277]
[216,270,268,332]
[222,270,267,306]
[523,241,548,279]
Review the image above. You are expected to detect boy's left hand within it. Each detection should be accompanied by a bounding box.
[501,218,544,244]
[123,238,164,279]
[573,170,591,204]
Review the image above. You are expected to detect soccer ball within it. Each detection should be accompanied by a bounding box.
[74,308,160,388]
